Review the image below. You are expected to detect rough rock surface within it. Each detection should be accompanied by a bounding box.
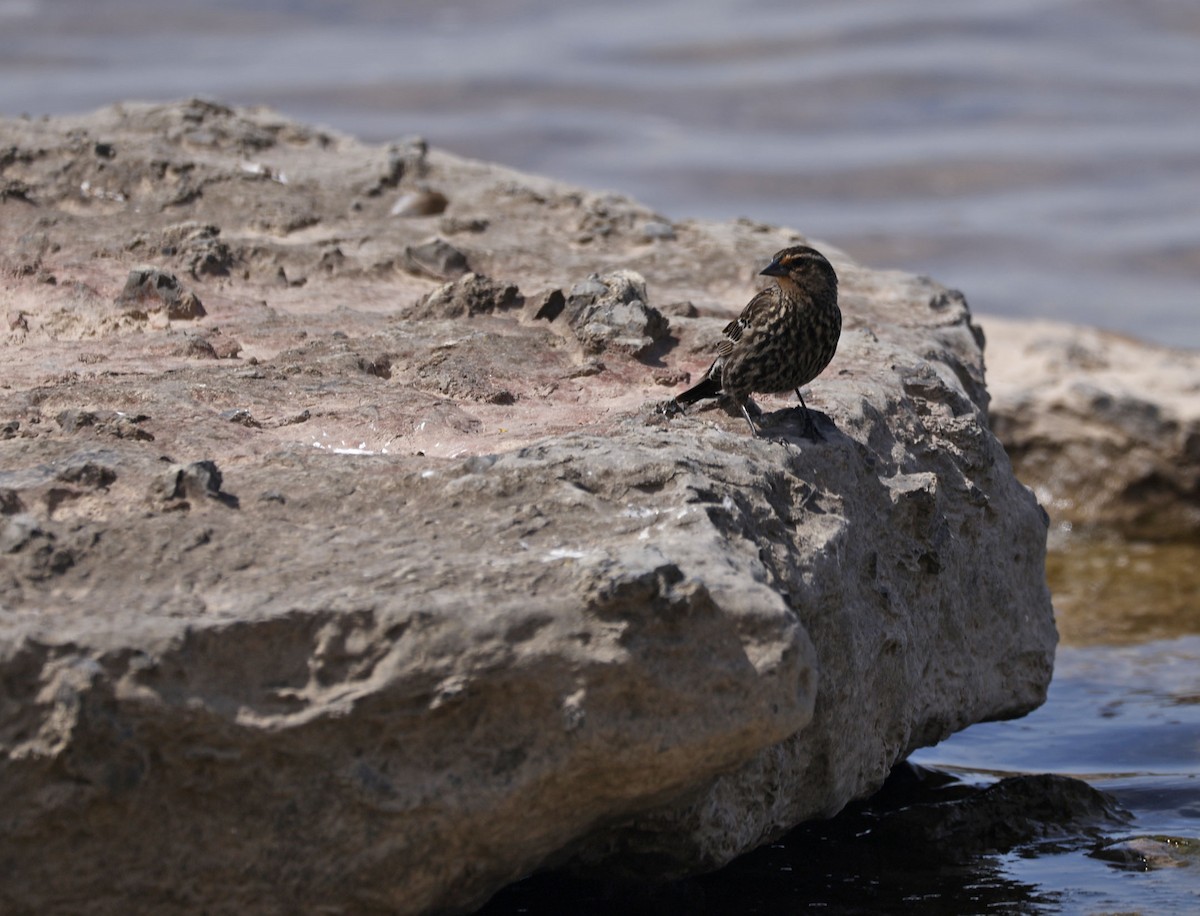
[411,272,524,320]
[564,269,668,356]
[0,101,1055,915]
[115,267,207,321]
[980,316,1200,540]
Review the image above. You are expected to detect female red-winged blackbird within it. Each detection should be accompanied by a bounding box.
[674,245,841,437]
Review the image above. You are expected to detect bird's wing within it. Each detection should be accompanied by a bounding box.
[718,287,776,356]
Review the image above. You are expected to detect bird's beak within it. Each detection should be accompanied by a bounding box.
[760,258,787,277]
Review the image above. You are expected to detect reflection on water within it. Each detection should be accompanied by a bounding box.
[910,636,1200,914]
[1047,535,1200,646]
[906,539,1200,912]
[2,0,1200,346]
[482,763,1131,915]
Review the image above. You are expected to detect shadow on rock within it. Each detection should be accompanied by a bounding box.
[477,763,1131,915]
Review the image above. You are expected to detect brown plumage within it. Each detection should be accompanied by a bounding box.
[674,245,841,437]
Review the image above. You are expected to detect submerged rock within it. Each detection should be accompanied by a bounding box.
[482,763,1133,912]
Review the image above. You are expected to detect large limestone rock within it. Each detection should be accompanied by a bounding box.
[981,316,1200,540]
[0,101,1055,914]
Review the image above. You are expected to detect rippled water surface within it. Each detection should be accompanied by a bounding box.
[900,538,1200,913]
[910,633,1200,914]
[3,0,1199,345]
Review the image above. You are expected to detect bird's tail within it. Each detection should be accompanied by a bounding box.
[674,372,723,407]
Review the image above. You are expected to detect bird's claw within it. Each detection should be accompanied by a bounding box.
[659,399,686,419]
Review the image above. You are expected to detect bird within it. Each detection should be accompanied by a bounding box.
[673,245,841,437]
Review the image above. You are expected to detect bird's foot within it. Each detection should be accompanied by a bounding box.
[659,399,687,419]
[796,407,824,441]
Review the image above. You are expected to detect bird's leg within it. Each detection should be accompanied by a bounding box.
[793,388,822,441]
[738,401,761,437]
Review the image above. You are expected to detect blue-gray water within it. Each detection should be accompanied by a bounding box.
[910,636,1200,914]
[2,0,1198,346]
[3,2,1198,911]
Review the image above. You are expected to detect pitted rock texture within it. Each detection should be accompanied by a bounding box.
[114,267,206,320]
[0,101,1055,915]
[564,269,669,356]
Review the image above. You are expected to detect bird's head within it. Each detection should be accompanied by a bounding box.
[760,246,838,296]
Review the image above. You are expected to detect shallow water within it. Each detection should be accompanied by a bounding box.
[2,0,1199,346]
[909,634,1200,914]
[895,538,1200,913]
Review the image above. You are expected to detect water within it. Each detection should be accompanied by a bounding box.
[897,537,1200,913]
[3,1,1198,909]
[909,635,1200,914]
[2,0,1199,346]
